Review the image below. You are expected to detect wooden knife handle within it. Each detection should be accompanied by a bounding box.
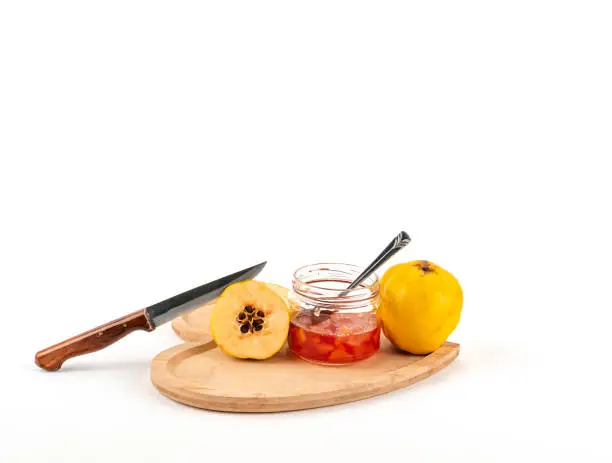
[35,309,154,371]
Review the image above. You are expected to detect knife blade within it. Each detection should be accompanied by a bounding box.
[35,261,266,371]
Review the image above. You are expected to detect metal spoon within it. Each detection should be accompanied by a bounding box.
[310,231,412,321]
[342,230,411,294]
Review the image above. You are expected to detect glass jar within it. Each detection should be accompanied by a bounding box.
[287,263,380,365]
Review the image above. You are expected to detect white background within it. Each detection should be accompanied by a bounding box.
[1,0,611,461]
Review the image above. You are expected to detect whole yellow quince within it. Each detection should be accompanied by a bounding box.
[378,260,462,355]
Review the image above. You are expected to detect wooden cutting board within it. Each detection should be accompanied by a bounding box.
[171,300,215,343]
[150,338,459,412]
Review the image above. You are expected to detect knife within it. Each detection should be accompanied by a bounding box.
[35,261,266,371]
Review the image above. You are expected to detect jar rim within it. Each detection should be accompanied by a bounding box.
[292,262,379,306]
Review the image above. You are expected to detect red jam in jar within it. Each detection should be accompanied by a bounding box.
[288,263,380,366]
[288,311,380,364]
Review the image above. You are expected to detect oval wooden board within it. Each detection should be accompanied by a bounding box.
[151,338,459,412]
[171,283,290,343]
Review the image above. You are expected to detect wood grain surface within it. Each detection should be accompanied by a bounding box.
[35,309,154,371]
[151,338,459,412]
[171,300,215,343]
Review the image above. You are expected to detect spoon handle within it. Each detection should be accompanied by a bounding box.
[346,231,411,290]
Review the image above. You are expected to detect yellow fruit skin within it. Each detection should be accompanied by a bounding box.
[378,260,462,355]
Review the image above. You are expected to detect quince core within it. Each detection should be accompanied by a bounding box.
[211,280,290,360]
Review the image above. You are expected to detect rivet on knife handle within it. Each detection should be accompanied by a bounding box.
[34,309,154,371]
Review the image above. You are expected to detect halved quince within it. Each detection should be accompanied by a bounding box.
[211,280,290,360]
[263,282,289,303]
[263,282,297,317]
